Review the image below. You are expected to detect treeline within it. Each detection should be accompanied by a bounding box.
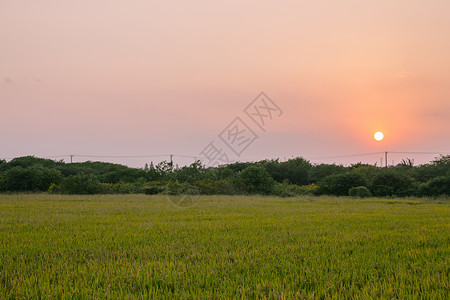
[0,155,449,197]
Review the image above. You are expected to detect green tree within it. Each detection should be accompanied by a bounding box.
[4,166,39,191]
[318,172,366,196]
[369,169,414,197]
[7,156,57,169]
[417,176,450,197]
[413,155,450,183]
[238,165,275,195]
[59,174,101,194]
[34,167,63,191]
[174,161,207,183]
[351,164,378,182]
[309,164,346,183]
[262,157,311,185]
[349,186,372,198]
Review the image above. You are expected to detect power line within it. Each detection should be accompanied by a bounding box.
[171,154,199,159]
[1,151,448,165]
[308,151,449,160]
[389,151,449,155]
[308,152,384,160]
[73,154,170,158]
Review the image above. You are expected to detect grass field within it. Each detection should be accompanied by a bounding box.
[0,194,449,298]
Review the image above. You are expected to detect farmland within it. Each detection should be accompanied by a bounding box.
[0,194,449,298]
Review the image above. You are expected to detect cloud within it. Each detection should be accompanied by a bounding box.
[3,77,13,84]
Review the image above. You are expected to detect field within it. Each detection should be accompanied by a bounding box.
[0,194,449,298]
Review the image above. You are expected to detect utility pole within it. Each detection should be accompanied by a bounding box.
[385,151,388,168]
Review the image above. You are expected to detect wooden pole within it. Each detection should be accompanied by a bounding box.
[385,151,388,168]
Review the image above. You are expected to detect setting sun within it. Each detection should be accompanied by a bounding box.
[374,131,384,141]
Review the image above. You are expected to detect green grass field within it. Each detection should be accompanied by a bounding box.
[0,194,448,298]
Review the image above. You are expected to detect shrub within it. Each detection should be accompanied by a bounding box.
[262,158,311,185]
[36,167,63,191]
[97,183,116,194]
[48,183,61,194]
[190,178,217,195]
[59,174,101,194]
[163,181,188,195]
[369,170,414,197]
[318,172,366,196]
[238,166,276,195]
[274,181,297,197]
[3,166,62,192]
[144,185,164,195]
[309,164,346,183]
[0,174,6,192]
[349,186,372,198]
[352,165,378,182]
[274,181,319,197]
[212,178,242,195]
[417,176,450,197]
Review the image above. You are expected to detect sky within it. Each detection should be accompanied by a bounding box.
[1,0,450,167]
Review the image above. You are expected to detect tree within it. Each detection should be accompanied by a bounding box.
[4,166,38,191]
[309,164,346,183]
[349,186,372,198]
[318,172,366,196]
[174,161,207,183]
[351,164,378,182]
[262,157,311,185]
[34,167,63,191]
[0,159,7,172]
[369,169,414,197]
[413,155,450,183]
[417,176,450,197]
[7,156,57,169]
[59,174,101,194]
[238,166,275,195]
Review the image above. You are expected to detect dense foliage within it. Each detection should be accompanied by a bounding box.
[0,155,449,197]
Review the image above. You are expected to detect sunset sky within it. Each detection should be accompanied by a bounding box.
[2,0,450,167]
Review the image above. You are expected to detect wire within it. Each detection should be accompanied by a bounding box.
[389,151,449,155]
[73,154,169,158]
[308,152,384,160]
[1,151,448,163]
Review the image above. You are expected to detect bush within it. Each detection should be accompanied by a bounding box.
[274,181,319,197]
[190,178,218,195]
[163,181,188,195]
[417,176,450,197]
[349,186,372,198]
[48,183,61,194]
[369,170,414,197]
[262,158,311,185]
[3,166,62,192]
[59,174,101,194]
[309,164,346,183]
[144,185,164,195]
[97,183,116,194]
[318,172,366,196]
[238,166,276,195]
[0,174,6,192]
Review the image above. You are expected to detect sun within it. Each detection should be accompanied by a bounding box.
[374,131,384,141]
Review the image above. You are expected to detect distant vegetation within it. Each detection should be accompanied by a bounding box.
[0,155,449,197]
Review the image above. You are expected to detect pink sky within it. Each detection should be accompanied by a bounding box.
[1,0,450,167]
